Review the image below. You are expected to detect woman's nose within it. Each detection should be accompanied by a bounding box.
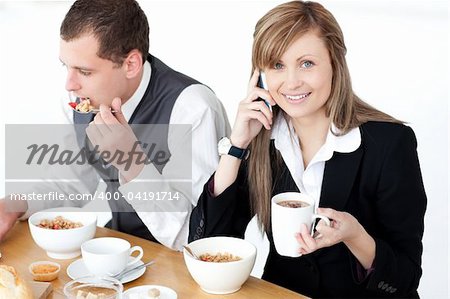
[284,69,304,90]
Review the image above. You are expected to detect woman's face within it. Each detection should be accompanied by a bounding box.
[264,30,333,124]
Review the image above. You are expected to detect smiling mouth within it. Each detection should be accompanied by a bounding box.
[284,92,311,103]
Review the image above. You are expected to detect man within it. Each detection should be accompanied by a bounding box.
[0,0,229,250]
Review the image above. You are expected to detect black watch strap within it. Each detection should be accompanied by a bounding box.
[229,146,249,160]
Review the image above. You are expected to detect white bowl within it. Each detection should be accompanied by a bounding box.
[183,236,257,294]
[28,207,97,259]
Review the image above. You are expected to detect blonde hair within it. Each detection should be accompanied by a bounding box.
[248,1,402,232]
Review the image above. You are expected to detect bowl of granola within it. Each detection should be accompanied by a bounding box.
[28,207,97,259]
[183,236,257,294]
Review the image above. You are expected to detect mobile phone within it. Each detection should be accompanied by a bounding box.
[257,72,272,112]
[257,71,268,90]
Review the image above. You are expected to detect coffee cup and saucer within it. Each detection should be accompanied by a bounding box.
[67,237,146,284]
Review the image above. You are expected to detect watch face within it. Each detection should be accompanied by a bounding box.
[218,137,231,155]
[218,137,248,159]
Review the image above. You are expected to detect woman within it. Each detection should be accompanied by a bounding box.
[189,1,426,298]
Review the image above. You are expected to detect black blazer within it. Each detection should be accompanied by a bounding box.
[189,121,427,298]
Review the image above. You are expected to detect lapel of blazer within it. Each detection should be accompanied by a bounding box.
[319,145,363,211]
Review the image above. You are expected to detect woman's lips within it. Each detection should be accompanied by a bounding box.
[284,92,311,104]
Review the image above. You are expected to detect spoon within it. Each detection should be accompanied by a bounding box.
[112,260,155,280]
[68,102,117,115]
[183,245,201,260]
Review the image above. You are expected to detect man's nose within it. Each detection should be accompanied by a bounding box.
[65,70,81,91]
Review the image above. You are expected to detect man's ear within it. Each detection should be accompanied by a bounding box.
[124,49,143,79]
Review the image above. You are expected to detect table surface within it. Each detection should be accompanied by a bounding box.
[1,221,308,298]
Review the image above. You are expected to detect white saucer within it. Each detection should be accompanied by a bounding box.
[123,285,177,299]
[67,257,146,284]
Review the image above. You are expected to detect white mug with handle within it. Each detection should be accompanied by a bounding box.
[81,237,144,276]
[271,192,330,257]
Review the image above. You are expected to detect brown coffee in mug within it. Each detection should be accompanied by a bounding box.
[277,200,310,208]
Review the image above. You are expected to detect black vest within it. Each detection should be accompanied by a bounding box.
[74,55,199,241]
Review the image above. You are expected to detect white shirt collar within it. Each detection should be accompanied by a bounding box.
[121,60,151,122]
[328,123,361,153]
[271,115,361,162]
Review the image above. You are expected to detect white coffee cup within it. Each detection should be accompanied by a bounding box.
[271,192,330,257]
[81,237,143,276]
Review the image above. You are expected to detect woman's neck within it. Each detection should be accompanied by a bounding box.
[291,113,331,168]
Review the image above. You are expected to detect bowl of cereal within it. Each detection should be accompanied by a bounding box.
[183,236,257,294]
[28,207,97,259]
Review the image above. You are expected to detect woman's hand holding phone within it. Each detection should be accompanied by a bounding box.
[230,69,275,149]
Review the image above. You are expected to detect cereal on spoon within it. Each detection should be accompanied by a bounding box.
[75,98,94,113]
[68,98,94,113]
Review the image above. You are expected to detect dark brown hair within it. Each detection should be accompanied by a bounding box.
[60,0,149,65]
[249,1,402,232]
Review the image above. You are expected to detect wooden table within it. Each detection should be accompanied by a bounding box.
[1,221,307,298]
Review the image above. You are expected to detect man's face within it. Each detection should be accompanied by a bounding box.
[60,33,128,108]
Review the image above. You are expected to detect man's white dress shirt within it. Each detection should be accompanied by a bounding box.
[23,61,230,250]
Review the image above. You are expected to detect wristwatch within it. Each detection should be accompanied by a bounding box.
[218,137,250,160]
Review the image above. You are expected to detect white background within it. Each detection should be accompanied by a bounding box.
[0,1,448,298]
